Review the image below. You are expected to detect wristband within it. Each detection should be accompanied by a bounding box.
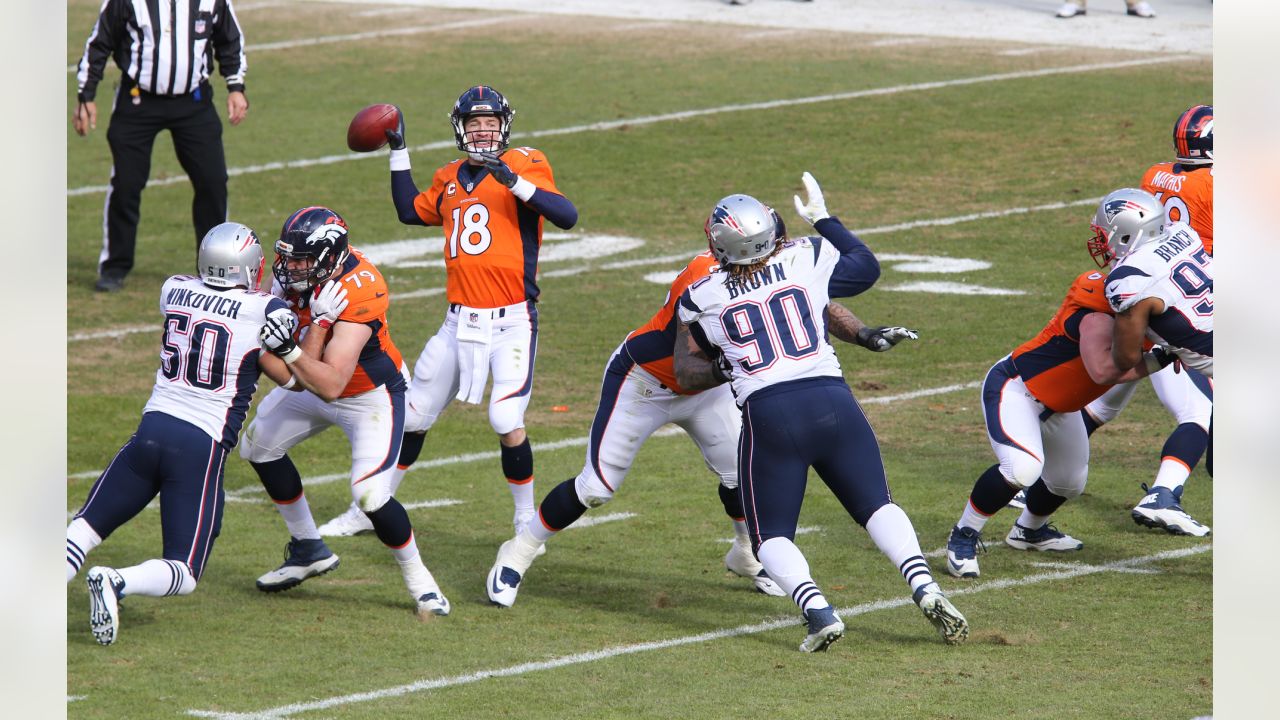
[510,176,536,201]
[282,374,297,389]
[390,147,411,171]
[280,345,302,365]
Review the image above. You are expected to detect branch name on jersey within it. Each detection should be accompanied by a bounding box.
[285,248,405,397]
[413,147,562,308]
[1009,270,1113,413]
[146,275,287,449]
[1141,162,1213,253]
[678,237,842,405]
[1105,222,1213,377]
[622,252,719,395]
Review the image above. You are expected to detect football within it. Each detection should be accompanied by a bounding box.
[346,103,401,152]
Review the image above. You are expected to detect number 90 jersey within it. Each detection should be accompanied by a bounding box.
[145,275,287,449]
[1106,222,1214,377]
[413,147,563,309]
[678,237,844,405]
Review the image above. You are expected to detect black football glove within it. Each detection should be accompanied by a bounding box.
[384,106,406,151]
[710,352,733,384]
[855,325,919,352]
[476,151,518,188]
[1146,346,1183,374]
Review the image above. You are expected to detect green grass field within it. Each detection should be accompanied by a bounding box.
[66,2,1212,718]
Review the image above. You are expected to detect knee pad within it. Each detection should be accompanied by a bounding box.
[1043,466,1088,500]
[1000,453,1044,490]
[574,473,614,509]
[238,424,283,464]
[489,401,526,436]
[356,482,392,514]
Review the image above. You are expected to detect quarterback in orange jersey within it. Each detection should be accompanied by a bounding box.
[241,207,450,618]
[943,268,1181,579]
[481,248,920,609]
[1079,104,1215,537]
[316,86,579,543]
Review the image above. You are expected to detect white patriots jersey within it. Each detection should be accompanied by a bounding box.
[1106,222,1213,377]
[678,236,843,404]
[144,275,290,447]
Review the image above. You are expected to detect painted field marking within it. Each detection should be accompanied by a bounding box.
[185,544,1210,719]
[401,498,464,511]
[567,511,636,529]
[67,57,1190,197]
[1029,560,1160,575]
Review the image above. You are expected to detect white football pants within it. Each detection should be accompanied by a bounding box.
[982,358,1089,499]
[1083,364,1213,429]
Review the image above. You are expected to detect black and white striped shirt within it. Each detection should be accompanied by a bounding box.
[76,0,246,102]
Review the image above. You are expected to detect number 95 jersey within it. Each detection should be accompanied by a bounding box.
[413,147,563,309]
[677,237,844,405]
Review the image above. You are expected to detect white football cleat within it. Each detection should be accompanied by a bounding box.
[1131,485,1210,537]
[86,566,125,646]
[724,538,785,596]
[317,504,374,537]
[1127,1,1156,18]
[913,583,969,645]
[485,534,544,608]
[416,590,451,617]
[1055,2,1085,17]
[1005,523,1083,552]
[799,606,845,653]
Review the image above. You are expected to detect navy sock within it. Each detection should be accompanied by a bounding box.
[719,483,745,520]
[252,457,303,503]
[538,479,588,531]
[398,431,427,468]
[501,438,534,482]
[1161,422,1208,470]
[969,464,1018,515]
[366,498,413,548]
[1023,478,1068,517]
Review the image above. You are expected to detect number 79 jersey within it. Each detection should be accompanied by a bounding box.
[413,147,563,309]
[144,275,288,449]
[677,237,844,405]
[1106,222,1214,377]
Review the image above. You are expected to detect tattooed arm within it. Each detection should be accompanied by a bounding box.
[825,302,919,352]
[673,321,729,392]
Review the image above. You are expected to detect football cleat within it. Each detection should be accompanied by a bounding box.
[1007,489,1027,510]
[317,504,374,537]
[724,538,786,596]
[485,534,544,608]
[86,566,125,646]
[416,590,451,618]
[1005,523,1083,552]
[1127,1,1156,18]
[255,538,340,592]
[1131,484,1210,537]
[945,525,984,579]
[513,511,546,558]
[798,606,845,653]
[1055,2,1084,18]
[913,583,969,645]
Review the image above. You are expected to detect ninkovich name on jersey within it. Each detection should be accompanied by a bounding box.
[1105,222,1213,376]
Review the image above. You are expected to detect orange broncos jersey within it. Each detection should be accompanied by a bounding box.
[1141,162,1213,253]
[288,248,404,398]
[622,252,719,395]
[413,147,562,308]
[1009,270,1114,413]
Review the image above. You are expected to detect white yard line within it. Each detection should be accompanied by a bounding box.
[185,545,1210,719]
[400,498,464,511]
[566,511,636,529]
[66,57,1189,197]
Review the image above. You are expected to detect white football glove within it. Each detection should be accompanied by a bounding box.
[309,280,349,330]
[793,171,830,226]
[856,325,919,352]
[260,309,302,363]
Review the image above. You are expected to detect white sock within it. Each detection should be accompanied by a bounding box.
[757,537,828,613]
[117,559,196,597]
[1153,459,1192,492]
[274,494,320,540]
[1017,508,1051,530]
[528,511,559,545]
[866,503,936,594]
[389,466,408,497]
[509,478,536,517]
[66,517,102,583]
[391,533,440,598]
[732,519,751,541]
[958,499,992,533]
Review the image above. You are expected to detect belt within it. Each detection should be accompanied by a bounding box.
[449,303,506,318]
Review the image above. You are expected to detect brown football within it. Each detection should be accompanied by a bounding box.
[347,103,400,152]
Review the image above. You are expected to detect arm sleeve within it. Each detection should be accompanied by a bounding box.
[511,150,578,229]
[76,0,126,102]
[815,216,881,298]
[391,170,427,226]
[213,0,247,92]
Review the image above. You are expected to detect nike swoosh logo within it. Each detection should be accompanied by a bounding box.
[490,573,506,596]
[375,292,386,298]
[1081,288,1095,293]
[531,159,543,163]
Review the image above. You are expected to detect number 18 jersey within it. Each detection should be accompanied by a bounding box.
[677,237,843,405]
[144,275,287,449]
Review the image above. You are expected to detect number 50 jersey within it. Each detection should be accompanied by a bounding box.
[145,275,288,449]
[678,236,844,405]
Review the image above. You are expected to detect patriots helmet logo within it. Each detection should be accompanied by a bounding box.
[706,205,745,237]
[1102,198,1148,223]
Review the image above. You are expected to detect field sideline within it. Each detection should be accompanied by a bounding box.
[64,1,1216,718]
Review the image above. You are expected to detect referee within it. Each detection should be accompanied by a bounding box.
[73,0,248,293]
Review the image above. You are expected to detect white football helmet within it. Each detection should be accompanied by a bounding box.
[1087,188,1166,268]
[705,194,785,266]
[199,222,264,290]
